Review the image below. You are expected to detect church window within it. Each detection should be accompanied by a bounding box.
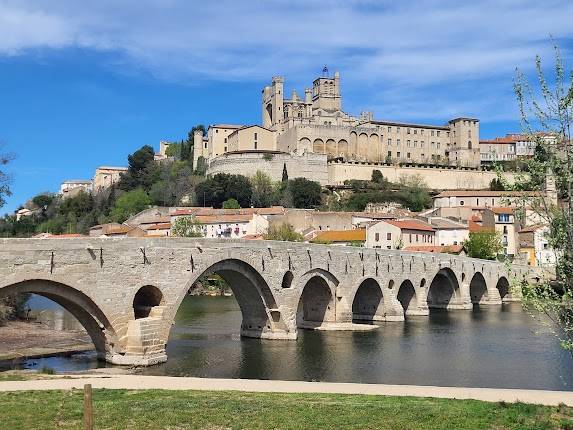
[254,142,257,149]
[468,141,472,149]
[254,132,258,140]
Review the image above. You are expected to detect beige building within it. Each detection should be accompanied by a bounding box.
[226,125,277,152]
[93,166,128,192]
[365,219,435,249]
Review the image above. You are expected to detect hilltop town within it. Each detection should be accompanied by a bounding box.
[3,71,557,268]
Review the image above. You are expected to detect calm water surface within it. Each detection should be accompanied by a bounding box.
[7,295,573,391]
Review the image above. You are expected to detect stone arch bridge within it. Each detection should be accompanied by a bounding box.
[0,238,537,366]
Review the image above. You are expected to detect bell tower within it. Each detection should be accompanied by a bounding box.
[262,76,284,130]
[312,69,341,112]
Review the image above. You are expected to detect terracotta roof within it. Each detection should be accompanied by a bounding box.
[145,223,172,231]
[468,221,494,233]
[491,206,514,215]
[384,219,435,232]
[405,245,464,254]
[519,224,545,233]
[311,229,366,243]
[196,214,253,224]
[242,234,264,240]
[139,216,172,225]
[435,190,540,198]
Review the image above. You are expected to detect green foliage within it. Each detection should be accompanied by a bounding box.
[118,145,159,192]
[0,150,13,209]
[172,216,203,237]
[195,173,252,208]
[31,193,55,209]
[0,294,29,325]
[489,178,505,191]
[110,188,151,223]
[371,169,384,184]
[288,177,322,209]
[264,223,303,242]
[463,231,503,260]
[194,156,207,177]
[250,171,274,208]
[282,163,288,182]
[510,42,573,355]
[262,153,274,161]
[222,198,241,209]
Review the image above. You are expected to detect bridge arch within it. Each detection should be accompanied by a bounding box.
[296,268,338,328]
[351,278,384,322]
[469,272,488,305]
[175,258,288,340]
[426,267,461,309]
[497,276,510,301]
[133,285,164,319]
[0,279,119,360]
[397,279,417,315]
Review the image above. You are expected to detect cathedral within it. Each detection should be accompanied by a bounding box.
[193,70,481,182]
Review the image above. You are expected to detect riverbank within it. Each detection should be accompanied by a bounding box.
[0,321,93,361]
[0,379,571,430]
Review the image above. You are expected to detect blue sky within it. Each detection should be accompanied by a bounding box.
[1,0,572,214]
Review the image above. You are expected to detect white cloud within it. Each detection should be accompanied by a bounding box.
[0,0,571,121]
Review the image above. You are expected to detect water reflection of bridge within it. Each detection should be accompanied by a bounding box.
[0,238,540,366]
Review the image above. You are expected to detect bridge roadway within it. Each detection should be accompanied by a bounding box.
[0,238,536,366]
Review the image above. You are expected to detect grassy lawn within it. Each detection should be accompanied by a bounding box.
[0,389,572,430]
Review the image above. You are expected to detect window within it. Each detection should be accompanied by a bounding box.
[407,152,411,158]
[407,128,411,134]
[224,138,227,143]
[468,141,472,149]
[460,200,465,206]
[437,131,441,137]
[397,127,400,133]
[388,126,391,132]
[431,130,435,136]
[224,146,227,152]
[397,152,401,157]
[254,132,258,140]
[388,138,392,145]
[421,129,425,135]
[387,151,392,157]
[503,226,508,234]
[416,234,419,242]
[407,140,410,147]
[498,214,510,222]
[387,233,392,240]
[414,141,417,147]
[421,153,425,158]
[468,130,471,138]
[414,129,418,135]
[216,129,219,133]
[437,143,441,149]
[375,233,380,241]
[397,139,401,146]
[254,142,258,149]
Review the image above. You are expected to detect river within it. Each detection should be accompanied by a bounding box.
[6,295,573,391]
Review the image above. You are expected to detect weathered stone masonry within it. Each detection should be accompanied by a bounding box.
[0,238,535,366]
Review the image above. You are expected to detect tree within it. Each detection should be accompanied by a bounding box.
[172,216,203,237]
[282,163,288,182]
[509,43,573,355]
[250,170,274,207]
[195,173,252,208]
[489,178,505,191]
[264,222,303,242]
[463,231,503,260]
[222,198,241,209]
[119,145,159,191]
[288,178,322,208]
[0,148,14,209]
[32,193,55,209]
[110,188,151,223]
[194,156,207,176]
[371,169,384,184]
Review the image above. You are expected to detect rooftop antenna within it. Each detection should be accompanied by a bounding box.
[322,65,329,77]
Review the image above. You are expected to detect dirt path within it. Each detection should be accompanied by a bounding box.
[1,375,572,406]
[0,321,93,361]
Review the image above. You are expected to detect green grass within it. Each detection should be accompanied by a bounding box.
[0,389,572,430]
